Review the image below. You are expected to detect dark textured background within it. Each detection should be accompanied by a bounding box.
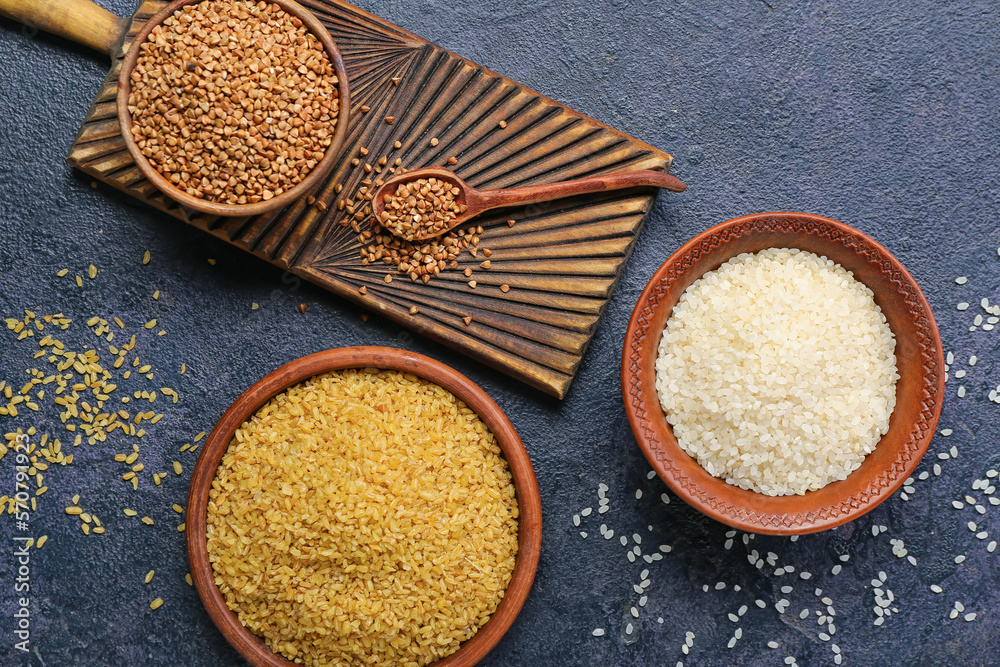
[2,1,999,665]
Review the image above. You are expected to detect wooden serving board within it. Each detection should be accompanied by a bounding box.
[67,0,676,399]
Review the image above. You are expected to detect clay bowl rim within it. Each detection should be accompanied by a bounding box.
[621,212,945,535]
[117,0,351,217]
[186,346,542,667]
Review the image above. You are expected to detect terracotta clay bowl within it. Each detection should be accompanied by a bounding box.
[118,0,350,217]
[621,212,945,535]
[186,347,542,667]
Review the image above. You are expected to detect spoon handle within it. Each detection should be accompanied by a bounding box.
[476,170,686,210]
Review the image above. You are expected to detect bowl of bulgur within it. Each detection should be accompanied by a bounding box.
[186,347,542,667]
[118,0,350,217]
[622,212,945,535]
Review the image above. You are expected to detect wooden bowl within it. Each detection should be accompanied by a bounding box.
[186,347,542,667]
[621,212,945,535]
[117,0,350,217]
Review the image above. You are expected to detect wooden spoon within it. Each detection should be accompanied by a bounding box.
[372,167,687,242]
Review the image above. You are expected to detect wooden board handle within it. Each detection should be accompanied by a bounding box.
[0,0,128,57]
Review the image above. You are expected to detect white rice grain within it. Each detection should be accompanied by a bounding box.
[654,249,897,496]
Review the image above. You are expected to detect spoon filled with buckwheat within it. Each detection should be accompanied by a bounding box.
[372,167,687,242]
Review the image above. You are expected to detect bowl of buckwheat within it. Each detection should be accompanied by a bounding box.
[117,0,350,216]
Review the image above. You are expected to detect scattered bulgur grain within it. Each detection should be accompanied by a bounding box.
[149,598,163,610]
[36,535,47,548]
[145,570,155,584]
[143,251,150,265]
[88,264,97,279]
[173,461,182,475]
[141,516,154,525]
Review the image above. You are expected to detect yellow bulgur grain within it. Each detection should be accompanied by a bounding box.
[206,369,519,667]
[145,570,155,584]
[149,598,163,610]
[36,535,47,548]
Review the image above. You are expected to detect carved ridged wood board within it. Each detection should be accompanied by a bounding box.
[67,0,675,399]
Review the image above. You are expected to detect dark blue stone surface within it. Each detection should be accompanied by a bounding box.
[1,1,999,665]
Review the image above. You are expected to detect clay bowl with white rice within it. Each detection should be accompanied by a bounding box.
[622,212,945,534]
